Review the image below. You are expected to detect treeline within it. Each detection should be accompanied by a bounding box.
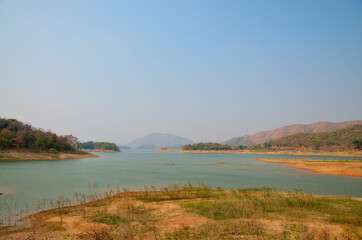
[79,141,120,151]
[181,125,362,152]
[265,124,362,151]
[0,117,77,152]
[182,142,232,151]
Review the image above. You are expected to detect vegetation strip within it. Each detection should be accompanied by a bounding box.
[157,149,362,157]
[79,141,120,152]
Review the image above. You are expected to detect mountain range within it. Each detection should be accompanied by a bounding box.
[223,120,362,146]
[128,133,193,149]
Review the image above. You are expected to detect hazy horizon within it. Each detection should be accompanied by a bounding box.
[1,1,362,144]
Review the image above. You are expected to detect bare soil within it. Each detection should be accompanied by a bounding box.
[0,150,98,161]
[255,158,362,177]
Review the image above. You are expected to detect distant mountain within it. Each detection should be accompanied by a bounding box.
[128,133,193,149]
[135,144,157,149]
[223,120,362,146]
[118,145,131,149]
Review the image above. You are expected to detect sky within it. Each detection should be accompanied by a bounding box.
[0,0,362,144]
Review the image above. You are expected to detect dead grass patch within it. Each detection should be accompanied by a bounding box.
[1,185,361,240]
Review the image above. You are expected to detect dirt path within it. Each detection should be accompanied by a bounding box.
[150,201,208,233]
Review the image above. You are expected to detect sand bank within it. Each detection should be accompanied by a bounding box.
[0,150,98,161]
[255,158,362,177]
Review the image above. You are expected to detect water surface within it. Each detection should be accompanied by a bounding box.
[0,150,361,224]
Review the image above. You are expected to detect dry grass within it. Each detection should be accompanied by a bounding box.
[1,184,361,240]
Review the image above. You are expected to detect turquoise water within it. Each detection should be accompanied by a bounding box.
[0,150,361,225]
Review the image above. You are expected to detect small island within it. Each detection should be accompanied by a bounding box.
[79,141,121,152]
[182,142,233,151]
[255,158,362,177]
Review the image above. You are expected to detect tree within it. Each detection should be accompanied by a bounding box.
[14,135,23,149]
[65,135,79,150]
[0,117,77,152]
[0,129,14,140]
[264,142,272,148]
[352,140,362,150]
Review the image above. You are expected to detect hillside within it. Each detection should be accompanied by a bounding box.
[268,124,362,151]
[223,120,362,146]
[118,145,131,149]
[79,141,120,152]
[0,117,77,152]
[128,133,193,149]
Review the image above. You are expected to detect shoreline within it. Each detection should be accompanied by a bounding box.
[1,186,361,239]
[0,150,98,161]
[156,149,362,157]
[255,158,362,177]
[80,149,121,153]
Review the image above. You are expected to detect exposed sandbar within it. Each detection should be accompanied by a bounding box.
[0,150,98,161]
[255,158,362,177]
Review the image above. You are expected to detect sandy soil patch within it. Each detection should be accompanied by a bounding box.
[255,158,362,177]
[149,201,208,234]
[0,150,98,161]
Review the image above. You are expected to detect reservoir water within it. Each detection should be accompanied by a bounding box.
[0,150,361,225]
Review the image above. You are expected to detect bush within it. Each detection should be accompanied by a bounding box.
[49,148,59,154]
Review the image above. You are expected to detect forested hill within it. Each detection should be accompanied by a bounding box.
[0,117,77,152]
[267,124,362,151]
[79,141,120,152]
[128,133,193,149]
[223,120,362,147]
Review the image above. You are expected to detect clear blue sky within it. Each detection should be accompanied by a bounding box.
[1,0,361,144]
